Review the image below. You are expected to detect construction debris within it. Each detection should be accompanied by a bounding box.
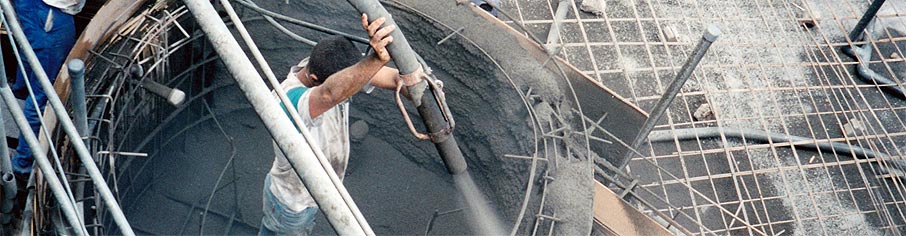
[792,2,817,29]
[578,0,606,16]
[692,103,713,121]
[842,119,866,137]
[662,25,679,42]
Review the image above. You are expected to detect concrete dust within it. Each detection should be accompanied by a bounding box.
[748,147,880,236]
[453,172,506,235]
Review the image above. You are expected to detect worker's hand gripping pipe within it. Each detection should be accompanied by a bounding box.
[346,0,467,175]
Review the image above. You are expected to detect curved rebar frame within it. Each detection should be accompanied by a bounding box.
[39,0,705,235]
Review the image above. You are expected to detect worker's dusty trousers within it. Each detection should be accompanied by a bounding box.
[10,0,75,175]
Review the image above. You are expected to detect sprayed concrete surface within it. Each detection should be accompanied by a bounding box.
[111,0,615,234]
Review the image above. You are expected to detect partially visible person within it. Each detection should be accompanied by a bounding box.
[9,0,84,179]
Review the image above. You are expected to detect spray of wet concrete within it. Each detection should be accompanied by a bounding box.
[454,173,506,235]
[111,0,599,235]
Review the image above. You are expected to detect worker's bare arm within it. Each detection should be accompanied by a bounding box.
[369,66,401,90]
[308,14,395,118]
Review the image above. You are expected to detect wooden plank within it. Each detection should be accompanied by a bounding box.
[55,0,150,99]
[593,181,672,236]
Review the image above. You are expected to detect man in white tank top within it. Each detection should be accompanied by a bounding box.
[259,14,422,235]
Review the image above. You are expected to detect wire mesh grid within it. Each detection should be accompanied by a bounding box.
[503,0,906,235]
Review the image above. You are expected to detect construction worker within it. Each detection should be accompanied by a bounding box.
[260,14,419,235]
[10,0,83,181]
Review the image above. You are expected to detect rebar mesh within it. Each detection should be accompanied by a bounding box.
[504,0,906,235]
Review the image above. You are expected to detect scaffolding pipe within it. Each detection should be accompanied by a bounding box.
[139,79,187,105]
[0,106,13,227]
[0,52,88,236]
[69,59,88,137]
[544,0,569,53]
[0,51,13,225]
[346,0,468,175]
[619,25,720,170]
[182,1,368,234]
[0,1,136,234]
[67,58,90,233]
[16,173,34,236]
[217,0,373,234]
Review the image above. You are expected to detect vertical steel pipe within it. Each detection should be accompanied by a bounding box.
[67,58,90,231]
[619,25,720,170]
[0,1,136,234]
[182,1,368,234]
[346,0,468,175]
[69,59,88,137]
[847,0,886,43]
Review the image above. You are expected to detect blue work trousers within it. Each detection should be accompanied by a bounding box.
[10,0,76,175]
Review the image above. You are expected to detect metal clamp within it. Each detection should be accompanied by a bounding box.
[394,72,456,143]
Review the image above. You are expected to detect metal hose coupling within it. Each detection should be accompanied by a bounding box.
[395,67,456,143]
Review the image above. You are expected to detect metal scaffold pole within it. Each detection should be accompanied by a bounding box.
[0,0,136,234]
[619,25,720,170]
[182,0,370,234]
[0,59,16,231]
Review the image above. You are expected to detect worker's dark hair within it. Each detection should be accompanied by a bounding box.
[308,35,362,85]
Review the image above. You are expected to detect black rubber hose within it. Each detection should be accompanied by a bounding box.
[648,127,906,175]
[842,44,906,99]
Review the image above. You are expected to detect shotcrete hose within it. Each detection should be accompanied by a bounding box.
[648,127,906,176]
[842,44,906,99]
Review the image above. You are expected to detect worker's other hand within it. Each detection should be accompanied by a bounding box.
[362,14,395,63]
